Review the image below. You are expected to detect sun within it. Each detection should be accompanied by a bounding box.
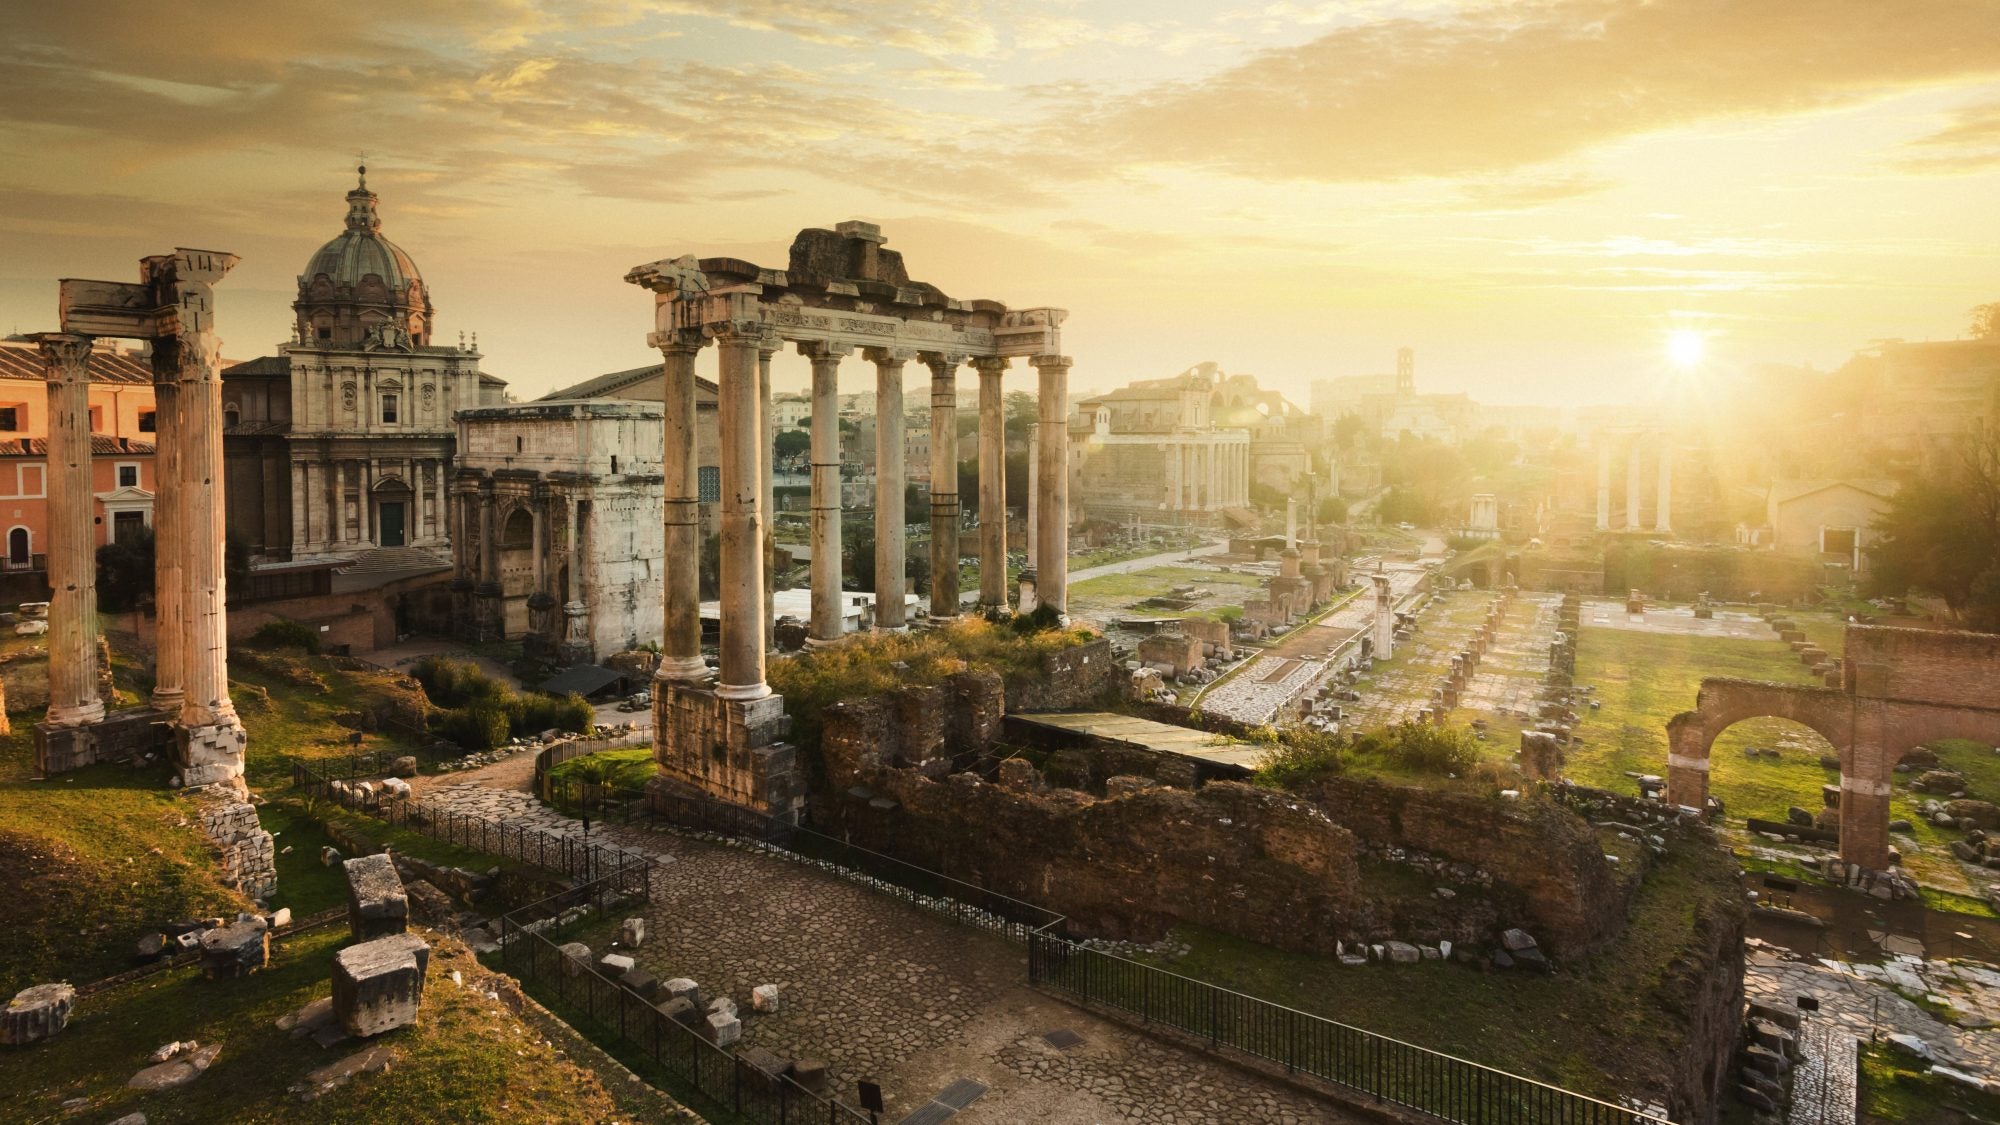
[1666,329,1705,369]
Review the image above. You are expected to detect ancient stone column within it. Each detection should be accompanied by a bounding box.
[802,342,849,645]
[867,348,908,629]
[149,356,185,714]
[1625,441,1643,530]
[1595,441,1611,531]
[1031,355,1071,614]
[1663,716,1709,813]
[715,327,768,700]
[1654,440,1673,533]
[758,337,778,647]
[924,352,962,621]
[38,334,105,728]
[654,332,707,681]
[165,250,246,778]
[1026,424,1039,561]
[1371,574,1395,660]
[478,489,497,586]
[973,357,1008,610]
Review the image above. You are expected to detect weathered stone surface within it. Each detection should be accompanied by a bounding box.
[792,1057,828,1093]
[332,933,431,1038]
[621,917,647,948]
[1945,800,2000,830]
[1383,941,1421,964]
[344,854,409,940]
[128,1043,221,1090]
[703,1011,741,1046]
[199,919,269,979]
[388,755,419,778]
[297,1043,397,1101]
[558,942,592,977]
[599,953,636,975]
[663,977,700,1006]
[656,996,700,1027]
[620,969,660,1000]
[751,983,781,1012]
[0,983,76,1045]
[403,879,456,926]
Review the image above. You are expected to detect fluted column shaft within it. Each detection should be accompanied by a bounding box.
[478,488,497,585]
[869,349,908,629]
[1595,442,1612,531]
[1655,441,1673,532]
[1032,355,1071,614]
[655,336,707,681]
[149,352,186,712]
[715,330,769,699]
[974,357,1008,609]
[175,301,238,730]
[39,334,104,727]
[924,353,961,620]
[804,344,848,644]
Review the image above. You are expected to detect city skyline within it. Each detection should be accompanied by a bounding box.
[4,0,1999,406]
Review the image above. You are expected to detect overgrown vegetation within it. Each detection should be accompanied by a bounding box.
[409,657,592,751]
[1858,1041,2000,1123]
[248,618,322,654]
[1252,721,1489,791]
[1869,421,2000,630]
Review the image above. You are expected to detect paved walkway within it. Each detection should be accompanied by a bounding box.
[1746,939,2000,1083]
[429,770,1355,1123]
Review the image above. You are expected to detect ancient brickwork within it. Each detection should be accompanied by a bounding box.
[34,706,173,775]
[648,682,803,821]
[197,790,277,900]
[1003,636,1116,711]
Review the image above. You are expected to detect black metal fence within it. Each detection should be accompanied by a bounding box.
[1028,931,1673,1125]
[292,761,653,898]
[498,875,872,1125]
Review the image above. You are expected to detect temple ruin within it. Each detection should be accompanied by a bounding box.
[629,221,1068,820]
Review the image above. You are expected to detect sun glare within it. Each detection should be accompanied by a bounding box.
[1667,329,1705,369]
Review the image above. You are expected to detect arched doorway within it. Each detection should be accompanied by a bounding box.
[6,527,28,567]
[1701,715,1843,848]
[497,507,536,636]
[371,477,415,548]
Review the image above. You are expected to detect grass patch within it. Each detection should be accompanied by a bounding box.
[545,747,655,791]
[229,652,432,789]
[1068,565,1266,604]
[0,728,246,995]
[1127,841,1743,1104]
[1858,1041,2000,1123]
[0,926,632,1123]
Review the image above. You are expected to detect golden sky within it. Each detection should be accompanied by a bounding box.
[3,0,1999,406]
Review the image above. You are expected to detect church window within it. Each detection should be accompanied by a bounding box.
[224,408,239,428]
[610,456,619,474]
[89,406,103,433]
[317,327,332,341]
[381,393,399,423]
[138,410,156,433]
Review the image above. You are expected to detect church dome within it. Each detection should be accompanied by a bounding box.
[294,167,433,349]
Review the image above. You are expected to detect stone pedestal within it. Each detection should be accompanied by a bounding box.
[559,601,593,665]
[333,933,431,1037]
[199,918,269,979]
[470,585,506,643]
[648,682,802,825]
[35,706,174,775]
[344,854,410,940]
[176,721,248,789]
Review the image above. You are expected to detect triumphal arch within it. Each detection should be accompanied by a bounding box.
[629,221,1069,821]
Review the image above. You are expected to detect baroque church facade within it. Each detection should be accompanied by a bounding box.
[223,170,506,564]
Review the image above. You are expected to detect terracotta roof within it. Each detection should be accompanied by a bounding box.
[0,339,157,385]
[0,436,156,456]
[539,362,719,402]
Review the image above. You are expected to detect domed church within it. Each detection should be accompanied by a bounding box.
[222,169,507,565]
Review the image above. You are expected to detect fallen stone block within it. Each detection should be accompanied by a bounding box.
[1500,928,1538,952]
[1384,941,1421,964]
[792,1057,828,1093]
[656,997,701,1027]
[128,1043,221,1091]
[599,953,636,975]
[558,942,592,978]
[703,1011,741,1047]
[199,919,269,980]
[751,984,781,1013]
[404,879,457,926]
[621,969,661,1001]
[663,977,700,1007]
[344,854,409,940]
[736,1045,788,1089]
[708,996,738,1019]
[621,917,647,948]
[0,983,77,1046]
[297,1043,398,1102]
[333,933,431,1038]
[135,933,169,962]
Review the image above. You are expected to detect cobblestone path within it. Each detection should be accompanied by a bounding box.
[1747,939,2000,1082]
[431,778,1356,1123]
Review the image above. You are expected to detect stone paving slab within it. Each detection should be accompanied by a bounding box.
[1579,600,1780,640]
[429,781,1357,1123]
[1747,944,2000,1083]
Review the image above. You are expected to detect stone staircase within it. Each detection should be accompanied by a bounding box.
[335,546,451,576]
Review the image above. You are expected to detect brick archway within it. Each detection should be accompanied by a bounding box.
[1664,626,2000,872]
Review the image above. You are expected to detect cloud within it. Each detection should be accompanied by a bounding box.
[1087,0,2000,182]
[1895,98,2000,174]
[1454,173,1614,210]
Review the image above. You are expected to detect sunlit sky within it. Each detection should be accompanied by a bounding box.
[4,0,1999,406]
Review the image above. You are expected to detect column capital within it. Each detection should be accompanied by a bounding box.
[970,355,1009,377]
[706,319,766,347]
[756,329,783,359]
[917,352,966,376]
[648,328,706,355]
[862,346,916,367]
[34,332,93,376]
[1029,354,1073,372]
[796,340,854,363]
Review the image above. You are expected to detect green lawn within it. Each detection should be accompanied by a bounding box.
[545,746,656,790]
[229,652,433,790]
[1068,565,1266,605]
[1858,1041,2000,1124]
[0,926,634,1123]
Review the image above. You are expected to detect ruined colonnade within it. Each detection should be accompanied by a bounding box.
[38,249,248,787]
[1594,431,1673,533]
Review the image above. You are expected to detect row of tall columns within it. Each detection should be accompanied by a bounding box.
[1165,439,1249,512]
[652,336,1069,688]
[1594,436,1673,533]
[293,456,451,553]
[37,335,106,728]
[926,353,960,622]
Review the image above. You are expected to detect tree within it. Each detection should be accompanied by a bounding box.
[1003,390,1038,447]
[1972,301,2000,340]
[774,429,810,461]
[1868,423,2000,630]
[1332,414,1370,451]
[96,526,155,613]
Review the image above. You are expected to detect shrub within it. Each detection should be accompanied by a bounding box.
[1252,726,1344,789]
[436,700,511,751]
[1354,721,1480,777]
[248,618,321,654]
[516,691,593,735]
[411,657,501,709]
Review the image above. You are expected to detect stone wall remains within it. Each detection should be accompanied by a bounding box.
[197,789,277,901]
[1844,625,2000,709]
[34,706,173,775]
[1004,636,1116,711]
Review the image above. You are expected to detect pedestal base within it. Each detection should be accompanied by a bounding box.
[648,682,802,827]
[34,707,173,775]
[466,586,506,643]
[176,719,247,788]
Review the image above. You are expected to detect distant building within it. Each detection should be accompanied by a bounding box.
[1069,365,1251,527]
[1766,479,1898,572]
[1308,348,1473,443]
[537,363,721,537]
[1208,367,1322,493]
[772,392,811,430]
[222,171,506,564]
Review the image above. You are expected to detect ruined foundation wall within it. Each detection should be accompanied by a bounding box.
[1843,625,2000,709]
[1004,637,1116,711]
